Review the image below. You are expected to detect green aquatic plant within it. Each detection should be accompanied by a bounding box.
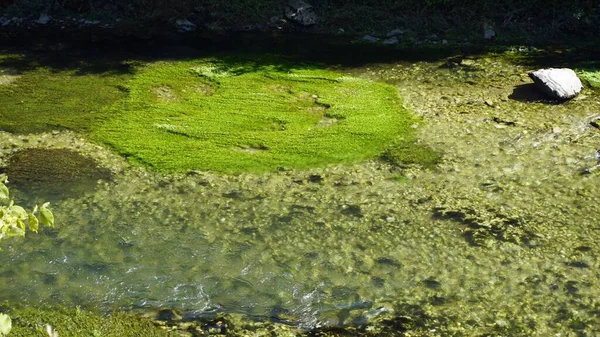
[1,52,429,173]
[93,57,418,173]
[0,54,129,133]
[381,140,441,168]
[577,68,600,89]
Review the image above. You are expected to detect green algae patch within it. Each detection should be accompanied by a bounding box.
[577,68,600,89]
[0,54,128,133]
[5,306,166,337]
[1,148,112,200]
[381,140,441,169]
[93,57,416,173]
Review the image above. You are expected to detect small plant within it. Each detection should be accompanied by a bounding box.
[0,173,55,336]
[0,173,54,240]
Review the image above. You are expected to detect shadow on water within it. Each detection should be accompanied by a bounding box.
[508,83,563,104]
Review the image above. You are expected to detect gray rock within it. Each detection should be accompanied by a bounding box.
[0,17,8,26]
[483,24,495,40]
[528,68,582,100]
[84,20,100,25]
[362,35,380,43]
[3,17,22,26]
[382,37,398,45]
[36,13,51,25]
[175,19,196,32]
[285,0,318,26]
[386,28,405,37]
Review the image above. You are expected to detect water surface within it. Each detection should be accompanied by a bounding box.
[1,45,599,335]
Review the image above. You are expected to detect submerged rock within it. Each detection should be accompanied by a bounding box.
[285,0,318,26]
[529,68,582,100]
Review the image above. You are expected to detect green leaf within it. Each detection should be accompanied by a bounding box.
[10,205,27,219]
[0,313,11,336]
[0,183,8,200]
[16,218,25,232]
[28,213,39,233]
[5,225,24,238]
[40,205,54,228]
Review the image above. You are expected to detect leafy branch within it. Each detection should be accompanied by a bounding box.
[0,174,54,241]
[0,173,55,336]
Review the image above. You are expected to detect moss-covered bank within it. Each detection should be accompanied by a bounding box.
[4,306,167,337]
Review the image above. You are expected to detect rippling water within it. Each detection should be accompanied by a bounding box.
[1,48,600,334]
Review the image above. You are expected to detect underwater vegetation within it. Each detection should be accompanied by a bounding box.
[0,52,424,173]
[1,44,600,336]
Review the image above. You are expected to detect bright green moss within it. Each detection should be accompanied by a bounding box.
[577,68,600,89]
[93,56,417,173]
[0,54,128,133]
[0,52,425,173]
[5,306,166,337]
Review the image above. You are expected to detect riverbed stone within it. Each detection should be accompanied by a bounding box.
[528,68,582,100]
[285,0,318,26]
[362,35,380,43]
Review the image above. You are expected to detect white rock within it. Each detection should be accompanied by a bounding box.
[529,68,582,100]
[362,35,380,43]
[175,19,196,32]
[285,0,318,26]
[37,13,51,24]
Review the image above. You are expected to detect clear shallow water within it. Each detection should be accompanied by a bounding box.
[1,50,600,334]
